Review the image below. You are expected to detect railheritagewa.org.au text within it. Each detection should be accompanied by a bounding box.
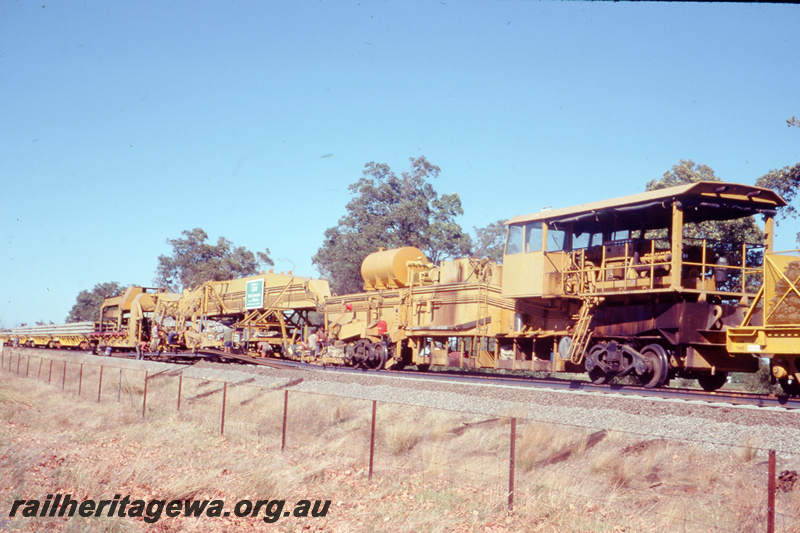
[8,493,331,524]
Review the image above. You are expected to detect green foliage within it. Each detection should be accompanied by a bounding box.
[66,281,124,323]
[647,160,766,292]
[646,159,720,192]
[312,156,471,295]
[752,116,800,245]
[756,164,800,219]
[647,159,764,245]
[734,360,782,395]
[154,228,273,291]
[756,163,800,244]
[472,219,507,263]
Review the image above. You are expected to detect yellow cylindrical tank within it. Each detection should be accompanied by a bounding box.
[361,247,428,290]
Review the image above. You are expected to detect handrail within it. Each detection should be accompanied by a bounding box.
[560,237,764,296]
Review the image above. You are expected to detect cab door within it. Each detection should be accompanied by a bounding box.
[502,222,545,297]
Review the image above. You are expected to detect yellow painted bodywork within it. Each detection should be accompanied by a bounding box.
[727,251,800,384]
[501,250,543,297]
[95,287,178,348]
[503,182,779,301]
[0,322,94,349]
[179,272,329,318]
[728,251,800,357]
[161,271,331,353]
[361,247,428,290]
[325,256,576,371]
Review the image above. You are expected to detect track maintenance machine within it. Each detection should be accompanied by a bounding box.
[323,182,786,390]
[91,286,178,351]
[727,250,800,394]
[0,287,177,351]
[152,269,331,356]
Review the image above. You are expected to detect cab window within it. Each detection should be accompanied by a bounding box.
[505,225,523,255]
[573,230,602,249]
[525,222,543,253]
[547,225,567,252]
[611,229,630,241]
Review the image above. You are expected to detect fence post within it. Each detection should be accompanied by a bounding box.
[78,364,83,396]
[281,390,289,452]
[97,366,104,403]
[369,400,377,481]
[220,382,227,436]
[177,375,182,411]
[509,418,517,511]
[17,353,21,374]
[48,360,53,384]
[118,369,122,402]
[25,355,30,377]
[142,371,149,418]
[62,361,67,390]
[768,449,776,533]
[37,358,43,380]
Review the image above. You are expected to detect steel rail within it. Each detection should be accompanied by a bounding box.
[295,361,800,410]
[8,346,798,409]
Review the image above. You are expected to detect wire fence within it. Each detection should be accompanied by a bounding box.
[3,347,799,532]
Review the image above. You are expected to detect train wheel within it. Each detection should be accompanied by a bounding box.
[697,372,728,391]
[585,344,609,384]
[344,343,356,366]
[363,342,387,370]
[353,339,371,368]
[375,343,388,369]
[779,378,800,397]
[637,344,669,389]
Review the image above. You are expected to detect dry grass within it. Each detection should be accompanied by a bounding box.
[2,352,800,532]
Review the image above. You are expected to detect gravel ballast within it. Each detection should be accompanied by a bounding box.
[6,348,800,464]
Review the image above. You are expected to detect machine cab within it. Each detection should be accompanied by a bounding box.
[502,182,785,301]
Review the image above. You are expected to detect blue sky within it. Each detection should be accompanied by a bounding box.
[2,1,799,326]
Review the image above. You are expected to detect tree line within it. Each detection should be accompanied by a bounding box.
[67,121,800,322]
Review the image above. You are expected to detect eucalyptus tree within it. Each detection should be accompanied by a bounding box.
[154,228,273,292]
[313,156,471,295]
[66,281,124,322]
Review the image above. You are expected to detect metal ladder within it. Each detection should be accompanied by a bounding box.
[567,298,598,364]
[471,264,492,359]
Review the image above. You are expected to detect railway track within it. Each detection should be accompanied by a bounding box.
[84,347,310,371]
[5,346,798,411]
[153,348,309,371]
[292,360,800,411]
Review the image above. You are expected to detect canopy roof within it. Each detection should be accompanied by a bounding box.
[506,182,786,232]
